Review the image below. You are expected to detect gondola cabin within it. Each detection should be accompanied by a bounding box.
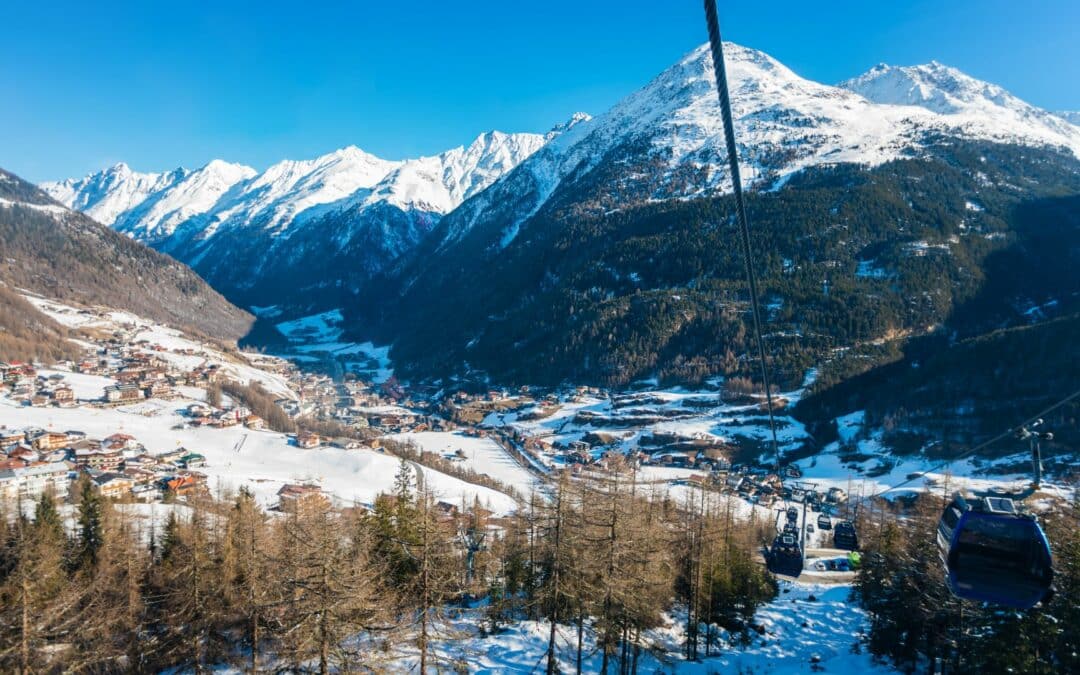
[937,495,1053,609]
[768,533,803,577]
[817,513,832,530]
[833,521,859,551]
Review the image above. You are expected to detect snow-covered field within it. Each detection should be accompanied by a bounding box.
[36,369,115,400]
[389,431,543,496]
[274,309,394,383]
[377,581,892,674]
[25,295,297,400]
[0,396,516,515]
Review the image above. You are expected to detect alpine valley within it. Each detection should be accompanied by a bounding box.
[43,42,1080,456]
[6,7,1080,669]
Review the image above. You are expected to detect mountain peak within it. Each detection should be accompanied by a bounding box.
[841,61,1017,115]
[548,112,593,136]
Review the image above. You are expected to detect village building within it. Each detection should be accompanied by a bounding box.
[102,433,138,451]
[156,448,189,465]
[164,472,207,497]
[51,386,75,406]
[8,446,40,463]
[0,457,29,471]
[178,452,206,469]
[277,483,329,511]
[296,431,321,449]
[93,472,135,499]
[0,429,26,445]
[329,437,363,450]
[104,383,145,404]
[33,431,71,451]
[74,446,124,472]
[143,380,173,399]
[0,461,74,503]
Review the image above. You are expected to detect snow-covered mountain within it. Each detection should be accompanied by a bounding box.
[43,42,1080,314]
[43,163,192,229]
[428,44,1080,253]
[43,125,567,306]
[376,44,1080,387]
[839,61,1080,140]
[43,127,553,242]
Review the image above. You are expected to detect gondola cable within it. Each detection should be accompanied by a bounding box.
[869,385,1080,499]
[703,0,1075,605]
[704,0,807,575]
[702,0,782,481]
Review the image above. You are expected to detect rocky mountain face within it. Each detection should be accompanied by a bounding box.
[0,168,252,342]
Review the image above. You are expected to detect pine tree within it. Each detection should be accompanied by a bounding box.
[275,495,391,673]
[221,486,275,673]
[0,493,73,671]
[73,475,105,572]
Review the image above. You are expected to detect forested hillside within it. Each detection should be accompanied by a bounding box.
[358,141,1080,393]
[0,168,253,344]
[0,284,80,362]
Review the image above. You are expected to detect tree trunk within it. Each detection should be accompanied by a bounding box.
[576,613,584,675]
[21,573,30,673]
[546,486,564,675]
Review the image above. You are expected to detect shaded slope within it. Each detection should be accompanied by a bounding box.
[0,168,252,341]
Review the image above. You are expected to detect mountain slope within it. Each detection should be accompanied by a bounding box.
[0,284,79,362]
[1056,110,1080,126]
[0,168,252,341]
[403,45,1079,265]
[353,43,1080,390]
[44,127,562,308]
[840,61,1080,142]
[363,139,1080,388]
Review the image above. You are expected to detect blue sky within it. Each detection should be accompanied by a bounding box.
[5,0,1079,182]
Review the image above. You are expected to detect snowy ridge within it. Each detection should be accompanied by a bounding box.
[840,61,1080,147]
[1054,110,1080,126]
[110,159,257,241]
[437,43,1080,250]
[41,43,1080,305]
[43,162,188,227]
[43,128,558,245]
[365,130,550,215]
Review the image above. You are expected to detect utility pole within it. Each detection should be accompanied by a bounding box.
[1016,419,1052,491]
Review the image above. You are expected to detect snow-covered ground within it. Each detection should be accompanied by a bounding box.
[484,373,1063,508]
[274,309,393,383]
[794,409,1073,503]
[379,581,891,674]
[389,431,543,496]
[36,369,115,400]
[24,295,297,400]
[0,395,516,516]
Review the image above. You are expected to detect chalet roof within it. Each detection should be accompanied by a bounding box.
[0,461,73,480]
[93,472,130,486]
[278,483,322,498]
